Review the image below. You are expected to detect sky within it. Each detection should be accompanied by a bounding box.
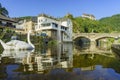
[0,0,120,19]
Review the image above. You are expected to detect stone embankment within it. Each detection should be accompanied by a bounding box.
[111,44,120,56]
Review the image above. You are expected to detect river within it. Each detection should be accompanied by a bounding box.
[0,43,120,80]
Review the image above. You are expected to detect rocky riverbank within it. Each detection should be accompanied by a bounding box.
[111,44,120,59]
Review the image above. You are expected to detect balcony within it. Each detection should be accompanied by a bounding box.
[39,23,58,30]
[0,22,16,29]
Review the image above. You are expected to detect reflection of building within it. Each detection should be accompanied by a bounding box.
[0,43,73,73]
[0,50,32,63]
[82,13,96,20]
[23,43,73,72]
[0,64,7,79]
[35,14,73,42]
[81,66,95,71]
[0,56,1,63]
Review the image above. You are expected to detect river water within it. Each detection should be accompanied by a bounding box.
[0,43,120,80]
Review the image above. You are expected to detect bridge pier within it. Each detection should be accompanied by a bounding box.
[113,38,120,44]
[89,40,97,51]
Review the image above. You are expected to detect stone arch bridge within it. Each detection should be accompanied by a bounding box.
[73,33,120,51]
[73,33,120,41]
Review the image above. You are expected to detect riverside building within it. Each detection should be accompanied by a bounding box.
[0,14,16,31]
[35,14,73,42]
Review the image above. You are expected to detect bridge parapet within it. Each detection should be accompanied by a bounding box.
[73,33,120,41]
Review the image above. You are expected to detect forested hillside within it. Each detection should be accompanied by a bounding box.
[99,14,120,32]
[16,14,120,33]
[72,17,110,33]
[65,14,120,33]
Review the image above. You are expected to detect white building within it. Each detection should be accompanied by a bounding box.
[35,14,73,42]
[82,13,96,20]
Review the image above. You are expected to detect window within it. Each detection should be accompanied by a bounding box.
[61,26,65,29]
[52,23,58,28]
[41,19,43,22]
[0,21,2,25]
[39,19,43,22]
[41,23,51,26]
[65,28,67,30]
[54,23,58,28]
[45,19,47,21]
[39,20,41,22]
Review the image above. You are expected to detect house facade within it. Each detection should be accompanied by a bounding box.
[0,14,16,31]
[16,18,37,34]
[35,14,73,42]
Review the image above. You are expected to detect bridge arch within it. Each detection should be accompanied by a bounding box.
[73,36,91,50]
[95,36,117,41]
[73,36,91,41]
[73,36,90,41]
[73,33,120,51]
[73,33,120,42]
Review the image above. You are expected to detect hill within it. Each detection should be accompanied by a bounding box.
[65,13,120,33]
[65,13,112,33]
[99,14,120,32]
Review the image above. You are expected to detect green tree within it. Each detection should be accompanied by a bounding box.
[0,3,9,17]
[99,14,120,32]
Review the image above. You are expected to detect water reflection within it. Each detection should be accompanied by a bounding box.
[0,43,73,72]
[0,43,120,80]
[1,50,33,59]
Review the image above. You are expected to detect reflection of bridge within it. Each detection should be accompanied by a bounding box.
[74,49,115,58]
[73,33,120,51]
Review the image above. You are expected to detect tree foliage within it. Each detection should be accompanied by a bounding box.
[99,14,120,32]
[17,16,33,20]
[65,13,120,33]
[71,16,111,33]
[0,3,9,17]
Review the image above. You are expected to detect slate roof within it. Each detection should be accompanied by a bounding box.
[0,14,17,23]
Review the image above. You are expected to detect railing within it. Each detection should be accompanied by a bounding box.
[0,24,16,28]
[73,33,120,39]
